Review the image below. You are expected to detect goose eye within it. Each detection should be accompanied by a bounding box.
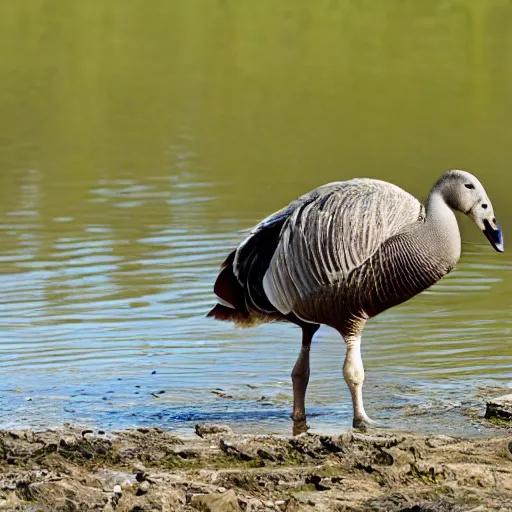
[465,183,475,189]
[481,203,488,209]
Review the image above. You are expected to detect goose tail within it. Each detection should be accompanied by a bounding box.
[207,250,254,326]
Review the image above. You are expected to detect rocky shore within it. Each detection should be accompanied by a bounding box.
[0,422,509,511]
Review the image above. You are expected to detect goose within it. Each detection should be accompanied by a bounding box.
[207,170,503,434]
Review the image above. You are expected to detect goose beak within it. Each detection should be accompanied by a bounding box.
[483,219,504,252]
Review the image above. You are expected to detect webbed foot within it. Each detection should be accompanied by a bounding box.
[353,414,381,431]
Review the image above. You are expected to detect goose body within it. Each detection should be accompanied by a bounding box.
[208,170,503,433]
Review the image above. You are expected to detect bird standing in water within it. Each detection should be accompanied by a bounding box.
[208,170,503,434]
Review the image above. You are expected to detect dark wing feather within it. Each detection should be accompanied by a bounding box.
[230,186,339,314]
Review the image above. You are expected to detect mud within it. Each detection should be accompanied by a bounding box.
[0,423,510,511]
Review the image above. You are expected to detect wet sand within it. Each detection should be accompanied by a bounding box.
[0,422,510,511]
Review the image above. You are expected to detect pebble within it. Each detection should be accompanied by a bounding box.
[195,423,234,439]
[246,498,263,511]
[485,394,512,422]
[60,436,77,447]
[113,485,122,495]
[217,486,226,493]
[137,480,150,495]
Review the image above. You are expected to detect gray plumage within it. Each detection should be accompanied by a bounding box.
[208,170,503,432]
[262,179,429,329]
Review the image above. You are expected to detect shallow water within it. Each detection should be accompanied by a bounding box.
[0,1,511,436]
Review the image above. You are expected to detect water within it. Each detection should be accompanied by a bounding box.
[0,0,511,435]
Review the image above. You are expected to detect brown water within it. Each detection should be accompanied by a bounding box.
[0,0,511,434]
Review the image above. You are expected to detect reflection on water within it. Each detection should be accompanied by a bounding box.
[0,0,511,435]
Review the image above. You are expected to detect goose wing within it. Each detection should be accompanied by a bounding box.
[262,178,424,315]
[230,184,334,314]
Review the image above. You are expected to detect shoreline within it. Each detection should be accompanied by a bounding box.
[0,422,509,511]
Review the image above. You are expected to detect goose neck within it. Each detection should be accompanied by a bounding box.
[423,190,461,264]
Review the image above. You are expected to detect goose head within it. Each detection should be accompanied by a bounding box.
[439,169,503,253]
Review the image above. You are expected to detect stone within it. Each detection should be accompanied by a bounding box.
[425,435,458,448]
[95,468,137,490]
[136,480,150,495]
[195,424,234,439]
[485,394,512,422]
[190,489,241,511]
[59,435,77,447]
[218,439,257,462]
[246,498,263,511]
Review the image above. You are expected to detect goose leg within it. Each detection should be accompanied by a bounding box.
[343,334,376,429]
[291,323,319,435]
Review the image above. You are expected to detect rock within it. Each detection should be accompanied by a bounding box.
[190,489,241,511]
[136,480,150,495]
[256,448,277,461]
[219,439,254,462]
[0,424,511,511]
[18,480,108,509]
[195,424,234,439]
[305,474,330,491]
[59,435,77,447]
[95,468,137,490]
[425,435,459,448]
[246,498,263,511]
[485,394,512,422]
